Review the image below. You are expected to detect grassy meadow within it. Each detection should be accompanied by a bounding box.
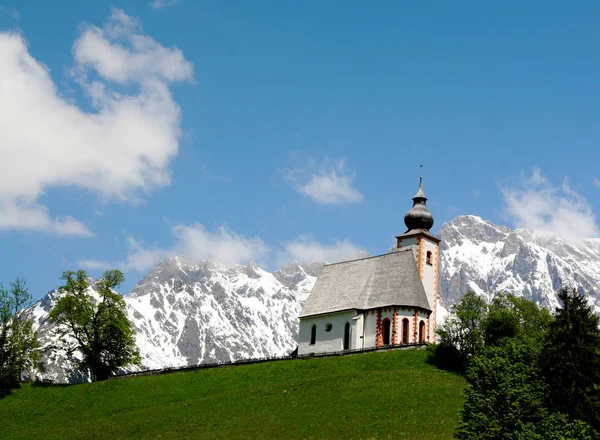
[0,349,466,439]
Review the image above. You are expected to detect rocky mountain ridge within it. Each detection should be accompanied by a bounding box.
[23,215,600,382]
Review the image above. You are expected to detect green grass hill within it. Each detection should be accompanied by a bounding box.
[0,349,466,439]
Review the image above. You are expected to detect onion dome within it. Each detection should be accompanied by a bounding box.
[404,176,434,232]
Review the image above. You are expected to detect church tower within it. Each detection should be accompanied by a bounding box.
[396,173,440,342]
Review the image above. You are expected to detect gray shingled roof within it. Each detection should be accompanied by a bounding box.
[299,249,431,318]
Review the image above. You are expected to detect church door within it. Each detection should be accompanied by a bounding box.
[419,321,426,343]
[343,322,350,350]
[382,318,391,346]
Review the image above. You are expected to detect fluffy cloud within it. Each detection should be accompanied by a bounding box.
[0,8,192,235]
[500,168,599,242]
[285,157,364,205]
[172,224,271,266]
[279,236,367,265]
[80,225,271,273]
[80,236,169,272]
[80,226,364,273]
[149,0,177,9]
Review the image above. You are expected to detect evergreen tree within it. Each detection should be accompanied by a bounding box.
[543,287,600,430]
[456,341,549,439]
[49,270,141,381]
[457,340,595,440]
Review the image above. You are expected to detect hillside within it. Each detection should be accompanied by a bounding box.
[23,259,320,382]
[0,349,465,440]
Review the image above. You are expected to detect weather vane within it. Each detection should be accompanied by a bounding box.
[420,164,423,183]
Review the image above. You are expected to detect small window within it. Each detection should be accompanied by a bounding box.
[310,324,316,345]
[325,323,333,332]
[402,318,409,344]
[426,251,433,265]
[419,321,426,343]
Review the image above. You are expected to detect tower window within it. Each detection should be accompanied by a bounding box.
[426,251,432,265]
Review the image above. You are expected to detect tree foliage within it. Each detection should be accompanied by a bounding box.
[455,340,595,440]
[444,288,600,439]
[543,287,600,431]
[49,270,141,381]
[0,278,40,397]
[432,291,487,372]
[483,294,553,352]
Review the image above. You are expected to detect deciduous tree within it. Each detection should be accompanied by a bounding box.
[49,270,141,381]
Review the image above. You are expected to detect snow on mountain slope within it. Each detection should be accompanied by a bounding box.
[438,215,600,314]
[126,257,319,370]
[23,257,319,382]
[21,215,600,383]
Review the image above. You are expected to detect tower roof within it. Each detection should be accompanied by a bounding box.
[404,174,434,232]
[413,176,427,200]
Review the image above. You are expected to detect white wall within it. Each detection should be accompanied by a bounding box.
[398,234,439,343]
[419,238,438,311]
[362,307,429,347]
[298,308,432,355]
[298,310,359,355]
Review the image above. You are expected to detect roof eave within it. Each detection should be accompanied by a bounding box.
[300,303,432,319]
[396,229,441,243]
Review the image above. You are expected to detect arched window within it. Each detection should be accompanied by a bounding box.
[382,318,391,345]
[343,322,350,350]
[419,321,426,343]
[426,251,432,265]
[310,324,316,345]
[402,318,409,344]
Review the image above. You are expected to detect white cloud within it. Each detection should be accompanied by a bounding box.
[79,226,365,273]
[79,225,271,273]
[0,8,192,235]
[500,168,599,242]
[285,157,364,205]
[149,0,177,9]
[73,10,192,84]
[0,201,93,237]
[172,224,271,266]
[278,236,367,266]
[80,236,169,272]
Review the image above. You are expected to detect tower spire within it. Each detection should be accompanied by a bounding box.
[404,166,434,231]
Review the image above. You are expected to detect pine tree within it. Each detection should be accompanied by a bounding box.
[543,287,600,430]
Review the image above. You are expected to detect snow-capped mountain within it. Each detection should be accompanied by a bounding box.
[125,257,319,369]
[23,257,320,383]
[438,215,600,315]
[22,215,600,382]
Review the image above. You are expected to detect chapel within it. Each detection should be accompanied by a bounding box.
[297,176,439,355]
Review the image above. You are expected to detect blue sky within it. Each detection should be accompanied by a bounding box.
[1,1,600,299]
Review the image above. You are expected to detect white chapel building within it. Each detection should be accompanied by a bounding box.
[297,177,440,355]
